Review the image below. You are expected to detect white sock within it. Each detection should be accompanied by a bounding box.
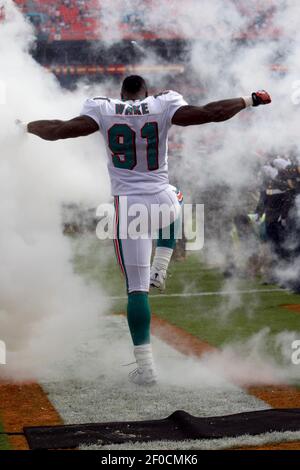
[134,344,155,369]
[152,247,173,272]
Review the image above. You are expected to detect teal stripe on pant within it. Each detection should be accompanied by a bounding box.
[157,220,177,249]
[114,196,129,292]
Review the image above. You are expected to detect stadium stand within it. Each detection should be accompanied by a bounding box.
[8,1,281,88]
[14,0,101,41]
[13,0,279,42]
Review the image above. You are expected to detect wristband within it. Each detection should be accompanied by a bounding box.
[242,96,253,108]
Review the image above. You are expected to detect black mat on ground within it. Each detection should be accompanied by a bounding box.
[24,408,300,449]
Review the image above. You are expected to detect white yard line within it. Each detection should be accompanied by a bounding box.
[108,288,285,301]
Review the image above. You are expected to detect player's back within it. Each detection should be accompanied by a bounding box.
[80,91,187,195]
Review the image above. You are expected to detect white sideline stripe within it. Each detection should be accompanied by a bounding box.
[108,288,285,301]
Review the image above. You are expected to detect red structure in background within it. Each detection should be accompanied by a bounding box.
[14,0,101,41]
[12,0,280,42]
[12,0,190,41]
[5,1,283,85]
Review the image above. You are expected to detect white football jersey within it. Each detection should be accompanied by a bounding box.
[80,91,187,195]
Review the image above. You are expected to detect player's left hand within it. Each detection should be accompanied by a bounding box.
[252,90,271,106]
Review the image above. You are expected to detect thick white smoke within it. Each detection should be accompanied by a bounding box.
[0,0,299,386]
[0,0,112,380]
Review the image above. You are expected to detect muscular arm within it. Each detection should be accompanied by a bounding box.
[27,115,99,141]
[172,98,246,127]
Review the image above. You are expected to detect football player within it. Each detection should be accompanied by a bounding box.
[21,76,271,385]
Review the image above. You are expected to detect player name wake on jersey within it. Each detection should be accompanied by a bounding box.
[80,91,187,196]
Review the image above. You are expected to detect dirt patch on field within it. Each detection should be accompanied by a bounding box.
[248,386,300,408]
[281,304,300,313]
[0,382,62,450]
[152,315,216,357]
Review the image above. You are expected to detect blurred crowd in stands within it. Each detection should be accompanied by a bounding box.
[12,0,278,42]
[14,0,100,40]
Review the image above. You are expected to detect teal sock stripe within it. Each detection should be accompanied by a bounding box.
[127,292,151,345]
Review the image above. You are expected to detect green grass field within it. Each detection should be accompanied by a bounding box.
[73,236,300,355]
[1,235,298,451]
[0,419,10,451]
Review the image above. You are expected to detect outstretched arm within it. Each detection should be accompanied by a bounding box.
[27,115,99,141]
[172,91,271,127]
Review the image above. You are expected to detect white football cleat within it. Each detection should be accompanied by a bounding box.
[150,267,167,291]
[129,366,158,386]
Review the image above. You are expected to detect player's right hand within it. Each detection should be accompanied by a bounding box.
[252,90,271,106]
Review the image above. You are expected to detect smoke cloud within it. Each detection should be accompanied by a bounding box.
[0,0,299,386]
[0,0,111,380]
